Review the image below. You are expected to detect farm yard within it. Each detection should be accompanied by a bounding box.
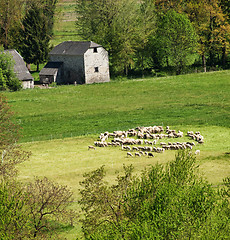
[3,70,230,239]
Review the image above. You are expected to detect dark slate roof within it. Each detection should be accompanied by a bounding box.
[4,49,34,81]
[39,62,63,75]
[49,41,102,56]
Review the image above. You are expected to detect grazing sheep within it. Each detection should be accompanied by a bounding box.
[135,152,141,157]
[127,152,133,157]
[195,150,200,155]
[147,152,154,157]
[145,146,152,152]
[88,146,96,150]
[122,145,131,151]
[132,146,139,151]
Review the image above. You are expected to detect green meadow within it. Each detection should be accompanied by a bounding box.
[3,71,230,239]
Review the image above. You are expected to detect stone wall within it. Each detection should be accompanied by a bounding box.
[84,47,110,84]
[21,80,34,89]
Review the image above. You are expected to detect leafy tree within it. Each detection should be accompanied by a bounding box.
[76,0,155,75]
[26,177,75,238]
[0,47,22,91]
[79,150,230,239]
[0,0,24,48]
[185,0,230,71]
[133,0,156,75]
[18,5,50,72]
[149,10,197,74]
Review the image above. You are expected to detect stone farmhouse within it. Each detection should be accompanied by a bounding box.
[4,49,34,89]
[39,41,110,85]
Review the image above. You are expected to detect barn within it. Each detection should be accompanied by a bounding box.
[39,41,110,85]
[4,49,34,89]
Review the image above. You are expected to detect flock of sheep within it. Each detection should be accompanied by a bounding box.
[89,125,203,158]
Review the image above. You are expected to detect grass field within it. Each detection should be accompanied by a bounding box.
[2,71,230,239]
[3,71,230,142]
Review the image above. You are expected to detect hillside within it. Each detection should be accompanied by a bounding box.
[52,0,80,46]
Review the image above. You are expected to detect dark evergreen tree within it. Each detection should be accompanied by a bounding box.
[18,6,50,71]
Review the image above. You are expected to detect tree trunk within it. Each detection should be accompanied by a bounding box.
[222,46,226,68]
[202,54,206,72]
[36,63,39,72]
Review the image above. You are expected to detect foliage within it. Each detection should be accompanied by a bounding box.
[185,0,230,71]
[0,69,7,91]
[0,180,32,239]
[26,0,58,37]
[149,10,198,74]
[79,151,230,239]
[0,47,22,91]
[17,5,50,72]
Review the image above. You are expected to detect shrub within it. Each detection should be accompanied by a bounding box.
[0,47,21,91]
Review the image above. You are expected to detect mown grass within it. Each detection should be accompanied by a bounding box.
[3,71,230,142]
[18,128,230,239]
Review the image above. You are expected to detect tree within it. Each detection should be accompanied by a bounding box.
[76,0,155,75]
[185,0,230,71]
[26,177,75,238]
[79,151,230,239]
[133,0,156,76]
[0,47,22,91]
[18,5,50,72]
[25,0,58,37]
[149,10,197,74]
[0,0,24,48]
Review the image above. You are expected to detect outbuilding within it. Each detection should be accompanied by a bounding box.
[39,41,110,85]
[4,49,34,89]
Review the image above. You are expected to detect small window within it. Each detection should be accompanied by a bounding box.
[93,47,98,53]
[95,67,99,72]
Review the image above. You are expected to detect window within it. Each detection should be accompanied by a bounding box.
[95,67,99,72]
[93,47,98,53]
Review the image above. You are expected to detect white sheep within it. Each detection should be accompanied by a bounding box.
[195,150,200,155]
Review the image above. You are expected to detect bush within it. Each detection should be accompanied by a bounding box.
[0,47,21,91]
